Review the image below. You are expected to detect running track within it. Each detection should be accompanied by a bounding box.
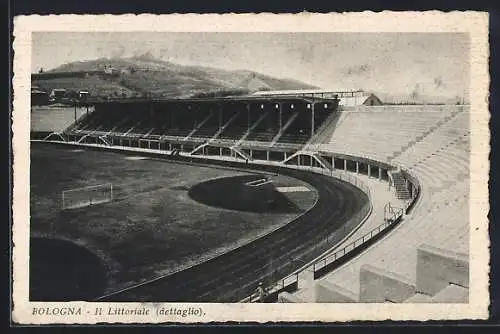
[97,160,369,302]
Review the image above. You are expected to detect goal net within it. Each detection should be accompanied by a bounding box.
[61,183,113,210]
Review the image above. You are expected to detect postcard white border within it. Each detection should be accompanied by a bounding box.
[12,12,490,324]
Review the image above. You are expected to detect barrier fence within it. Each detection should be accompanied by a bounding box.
[312,206,403,279]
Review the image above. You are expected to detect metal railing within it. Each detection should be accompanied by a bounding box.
[312,206,403,279]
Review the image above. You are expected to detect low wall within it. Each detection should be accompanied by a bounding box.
[359,264,416,303]
[277,292,304,303]
[312,214,403,280]
[416,244,469,296]
[314,280,357,303]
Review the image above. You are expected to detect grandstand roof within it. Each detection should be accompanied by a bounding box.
[89,95,338,105]
[253,88,363,95]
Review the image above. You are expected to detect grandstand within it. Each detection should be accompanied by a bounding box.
[63,96,339,152]
[31,92,470,303]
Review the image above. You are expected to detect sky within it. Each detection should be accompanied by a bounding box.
[32,32,469,101]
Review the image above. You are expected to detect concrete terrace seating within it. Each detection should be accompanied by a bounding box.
[218,110,248,140]
[64,102,338,151]
[306,109,470,303]
[246,112,279,142]
[191,114,220,139]
[392,112,469,194]
[393,111,469,164]
[276,133,311,145]
[31,106,89,133]
[247,130,278,143]
[219,126,248,140]
[192,126,220,139]
[321,109,456,161]
[315,181,468,302]
[313,111,331,133]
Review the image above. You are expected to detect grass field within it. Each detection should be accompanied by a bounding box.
[30,142,317,299]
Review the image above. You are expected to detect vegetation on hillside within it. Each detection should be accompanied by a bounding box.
[32,54,317,100]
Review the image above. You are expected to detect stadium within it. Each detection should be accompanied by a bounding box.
[30,88,470,304]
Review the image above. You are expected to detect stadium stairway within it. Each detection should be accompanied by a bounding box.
[389,171,411,200]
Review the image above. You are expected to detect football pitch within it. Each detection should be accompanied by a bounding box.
[29,142,318,300]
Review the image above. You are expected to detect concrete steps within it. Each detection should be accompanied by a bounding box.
[391,171,411,200]
[389,110,462,161]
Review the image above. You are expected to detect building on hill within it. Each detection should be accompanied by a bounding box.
[49,89,67,102]
[103,65,120,75]
[78,90,90,100]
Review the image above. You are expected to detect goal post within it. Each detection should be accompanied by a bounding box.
[61,183,113,210]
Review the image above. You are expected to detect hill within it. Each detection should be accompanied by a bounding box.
[32,53,317,99]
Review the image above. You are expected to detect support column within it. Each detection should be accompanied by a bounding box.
[218,104,223,131]
[378,167,382,180]
[278,103,283,132]
[332,156,335,169]
[298,155,301,166]
[356,161,359,174]
[250,150,253,159]
[344,159,347,171]
[148,140,151,149]
[219,147,223,156]
[266,151,270,161]
[247,104,251,130]
[368,164,371,178]
[284,152,287,160]
[311,103,315,137]
[310,156,313,167]
[168,143,172,151]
